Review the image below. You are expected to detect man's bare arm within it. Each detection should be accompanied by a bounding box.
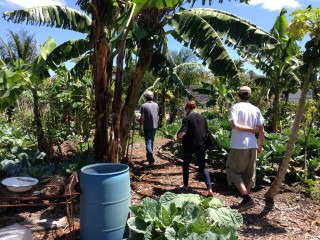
[230,120,259,133]
[257,125,264,153]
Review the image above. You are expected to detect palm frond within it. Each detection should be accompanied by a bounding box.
[69,54,92,78]
[149,51,193,98]
[46,39,91,70]
[3,6,92,34]
[169,9,279,78]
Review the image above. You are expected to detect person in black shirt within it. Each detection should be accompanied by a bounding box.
[176,101,213,196]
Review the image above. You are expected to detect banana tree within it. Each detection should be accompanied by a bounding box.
[119,7,280,159]
[138,50,198,128]
[0,37,57,154]
[265,6,320,199]
[239,9,301,133]
[193,77,235,118]
[2,1,279,162]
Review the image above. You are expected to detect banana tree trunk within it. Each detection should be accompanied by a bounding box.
[32,89,49,155]
[159,88,167,128]
[92,0,109,161]
[270,90,280,133]
[265,68,313,199]
[111,22,131,163]
[119,40,153,160]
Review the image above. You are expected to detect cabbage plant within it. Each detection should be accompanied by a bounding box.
[128,192,243,240]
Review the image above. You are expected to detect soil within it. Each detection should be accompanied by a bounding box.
[1,137,320,239]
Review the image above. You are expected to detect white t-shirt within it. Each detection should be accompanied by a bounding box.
[229,102,264,149]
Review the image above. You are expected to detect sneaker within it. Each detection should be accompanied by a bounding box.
[179,185,188,191]
[238,199,255,212]
[147,162,154,167]
[207,189,214,197]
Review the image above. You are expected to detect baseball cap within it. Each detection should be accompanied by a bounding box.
[144,91,154,99]
[239,86,251,94]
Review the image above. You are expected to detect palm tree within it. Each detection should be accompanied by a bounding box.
[0,29,37,65]
[0,29,38,122]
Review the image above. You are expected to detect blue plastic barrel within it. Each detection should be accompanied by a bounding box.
[80,163,130,240]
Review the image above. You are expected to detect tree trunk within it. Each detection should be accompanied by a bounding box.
[159,88,166,128]
[92,0,109,161]
[32,89,49,155]
[264,68,312,199]
[119,40,153,161]
[270,90,280,133]
[111,21,131,163]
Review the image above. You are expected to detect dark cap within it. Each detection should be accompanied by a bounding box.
[239,86,251,94]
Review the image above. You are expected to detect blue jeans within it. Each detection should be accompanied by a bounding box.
[144,128,156,164]
[182,148,212,190]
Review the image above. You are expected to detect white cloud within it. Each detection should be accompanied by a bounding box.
[249,0,301,11]
[4,0,66,9]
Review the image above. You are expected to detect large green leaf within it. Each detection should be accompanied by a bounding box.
[270,8,289,38]
[3,6,92,33]
[30,37,57,78]
[0,60,28,110]
[205,207,243,229]
[46,39,91,70]
[169,8,279,78]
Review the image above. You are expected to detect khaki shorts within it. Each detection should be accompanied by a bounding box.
[226,148,257,189]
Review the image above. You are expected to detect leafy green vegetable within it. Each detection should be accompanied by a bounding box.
[128,192,243,240]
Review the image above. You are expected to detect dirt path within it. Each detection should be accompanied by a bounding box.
[129,137,320,240]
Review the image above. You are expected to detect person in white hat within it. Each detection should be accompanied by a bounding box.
[139,91,159,167]
[226,86,265,212]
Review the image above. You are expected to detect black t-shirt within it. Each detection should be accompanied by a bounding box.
[180,111,208,152]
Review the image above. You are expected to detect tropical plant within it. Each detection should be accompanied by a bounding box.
[3,0,279,163]
[0,29,38,123]
[239,9,301,133]
[0,37,60,154]
[193,78,235,118]
[265,6,320,199]
[144,49,202,127]
[0,29,37,65]
[128,192,243,240]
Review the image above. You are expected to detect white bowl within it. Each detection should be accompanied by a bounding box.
[1,177,39,192]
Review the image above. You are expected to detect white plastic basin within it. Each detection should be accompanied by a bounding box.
[1,177,38,192]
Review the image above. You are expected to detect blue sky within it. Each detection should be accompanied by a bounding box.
[0,0,319,65]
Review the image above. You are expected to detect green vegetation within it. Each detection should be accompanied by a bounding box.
[128,192,243,239]
[0,0,319,224]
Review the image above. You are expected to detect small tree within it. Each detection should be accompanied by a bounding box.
[265,6,320,199]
